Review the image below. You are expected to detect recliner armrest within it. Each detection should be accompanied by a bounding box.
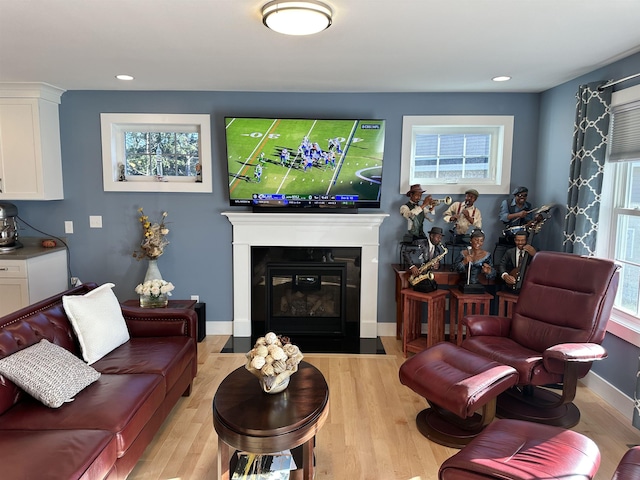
[543,343,608,374]
[463,315,512,337]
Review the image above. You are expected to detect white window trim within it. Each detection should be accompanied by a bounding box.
[597,83,640,347]
[100,113,212,193]
[400,115,513,195]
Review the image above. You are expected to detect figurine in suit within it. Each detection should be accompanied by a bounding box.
[498,230,537,290]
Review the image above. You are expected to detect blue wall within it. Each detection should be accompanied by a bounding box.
[15,90,540,328]
[13,50,640,397]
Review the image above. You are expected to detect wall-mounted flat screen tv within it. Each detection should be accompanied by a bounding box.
[225,117,386,210]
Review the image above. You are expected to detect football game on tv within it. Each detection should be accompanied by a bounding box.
[225,117,386,209]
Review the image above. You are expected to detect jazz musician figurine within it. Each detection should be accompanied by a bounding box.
[498,230,536,293]
[400,184,435,242]
[499,186,543,245]
[453,229,495,293]
[407,227,448,293]
[443,189,482,244]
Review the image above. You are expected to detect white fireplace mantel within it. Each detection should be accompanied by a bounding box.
[222,211,388,338]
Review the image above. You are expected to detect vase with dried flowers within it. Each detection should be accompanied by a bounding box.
[133,208,171,307]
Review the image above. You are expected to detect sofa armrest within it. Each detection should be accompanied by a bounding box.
[463,315,512,337]
[121,306,197,341]
[543,343,608,374]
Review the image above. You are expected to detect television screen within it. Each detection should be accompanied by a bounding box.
[225,117,386,209]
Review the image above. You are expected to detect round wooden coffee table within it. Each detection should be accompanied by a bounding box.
[213,361,329,480]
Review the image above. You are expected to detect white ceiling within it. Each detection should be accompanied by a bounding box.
[1,0,639,93]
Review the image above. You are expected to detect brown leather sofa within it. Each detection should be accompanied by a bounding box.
[0,283,198,479]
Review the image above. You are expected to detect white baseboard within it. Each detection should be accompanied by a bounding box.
[377,322,396,337]
[581,370,634,422]
[205,320,233,335]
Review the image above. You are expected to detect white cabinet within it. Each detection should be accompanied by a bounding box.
[0,249,68,317]
[0,83,65,200]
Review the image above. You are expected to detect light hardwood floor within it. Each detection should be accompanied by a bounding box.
[129,336,640,480]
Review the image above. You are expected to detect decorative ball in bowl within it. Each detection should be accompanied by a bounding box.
[245,332,304,394]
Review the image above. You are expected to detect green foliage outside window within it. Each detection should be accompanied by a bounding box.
[125,131,200,177]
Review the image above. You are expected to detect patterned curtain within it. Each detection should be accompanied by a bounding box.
[563,82,612,255]
[634,358,640,430]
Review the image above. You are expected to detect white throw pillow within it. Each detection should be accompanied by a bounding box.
[0,339,101,408]
[62,283,130,364]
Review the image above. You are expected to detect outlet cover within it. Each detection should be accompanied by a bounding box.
[190,295,199,302]
[89,215,102,228]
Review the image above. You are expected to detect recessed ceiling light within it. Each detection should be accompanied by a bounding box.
[116,74,134,81]
[492,76,512,82]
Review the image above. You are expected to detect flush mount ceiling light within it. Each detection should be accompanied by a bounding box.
[115,74,134,81]
[492,76,512,82]
[262,0,332,36]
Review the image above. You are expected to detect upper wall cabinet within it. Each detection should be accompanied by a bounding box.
[0,83,65,200]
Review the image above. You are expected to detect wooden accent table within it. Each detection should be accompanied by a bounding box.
[401,288,449,357]
[392,264,460,339]
[213,361,329,480]
[448,289,493,346]
[496,290,519,318]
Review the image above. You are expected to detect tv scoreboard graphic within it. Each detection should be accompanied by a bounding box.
[250,193,359,206]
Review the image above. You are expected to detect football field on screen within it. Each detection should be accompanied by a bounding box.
[226,118,385,201]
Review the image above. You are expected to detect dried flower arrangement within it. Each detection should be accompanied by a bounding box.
[133,208,169,260]
[245,332,304,393]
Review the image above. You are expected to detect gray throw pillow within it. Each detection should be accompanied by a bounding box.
[0,339,101,408]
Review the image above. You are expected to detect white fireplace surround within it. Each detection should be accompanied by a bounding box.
[223,212,388,338]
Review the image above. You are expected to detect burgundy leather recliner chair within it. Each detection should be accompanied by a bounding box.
[461,251,619,427]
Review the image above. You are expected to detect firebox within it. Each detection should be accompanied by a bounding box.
[267,262,347,336]
[251,247,361,341]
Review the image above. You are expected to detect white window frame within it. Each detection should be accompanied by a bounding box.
[101,113,212,193]
[400,115,513,195]
[597,83,640,347]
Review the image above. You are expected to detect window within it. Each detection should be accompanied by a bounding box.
[101,113,212,193]
[598,83,640,344]
[400,116,513,195]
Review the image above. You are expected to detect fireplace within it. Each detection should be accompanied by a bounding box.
[252,247,361,340]
[222,212,388,340]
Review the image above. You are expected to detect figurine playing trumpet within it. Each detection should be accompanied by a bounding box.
[400,184,452,242]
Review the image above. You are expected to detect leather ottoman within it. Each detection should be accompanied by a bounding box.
[399,342,518,447]
[439,418,601,480]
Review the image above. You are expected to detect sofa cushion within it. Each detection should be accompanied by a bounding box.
[63,283,130,364]
[92,336,196,393]
[0,429,117,480]
[0,339,101,408]
[0,373,165,458]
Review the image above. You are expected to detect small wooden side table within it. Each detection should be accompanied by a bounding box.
[496,290,519,318]
[392,264,460,339]
[448,289,493,346]
[401,288,449,357]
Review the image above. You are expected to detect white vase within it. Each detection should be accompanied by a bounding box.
[144,259,163,282]
[139,259,168,308]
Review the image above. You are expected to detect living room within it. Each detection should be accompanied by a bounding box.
[1,1,640,478]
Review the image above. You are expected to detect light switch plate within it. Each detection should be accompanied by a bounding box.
[64,221,73,234]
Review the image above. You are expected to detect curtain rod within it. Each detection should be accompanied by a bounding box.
[598,72,640,91]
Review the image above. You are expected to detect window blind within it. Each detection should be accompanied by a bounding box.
[609,100,640,162]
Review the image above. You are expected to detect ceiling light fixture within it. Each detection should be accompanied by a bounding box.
[116,74,134,81]
[492,76,512,82]
[262,0,332,36]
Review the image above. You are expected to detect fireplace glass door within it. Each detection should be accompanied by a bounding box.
[266,263,347,336]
